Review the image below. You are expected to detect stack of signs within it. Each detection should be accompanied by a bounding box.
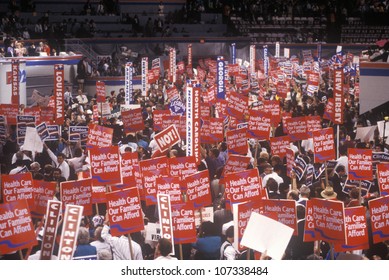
[106,188,144,236]
[304,198,346,244]
[61,179,93,216]
[0,200,37,255]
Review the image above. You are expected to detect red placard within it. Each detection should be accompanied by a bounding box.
[87,124,113,148]
[323,98,335,121]
[96,81,106,103]
[225,169,262,206]
[32,180,56,218]
[306,115,322,134]
[172,202,197,244]
[122,108,144,133]
[2,173,35,211]
[106,188,144,236]
[333,67,344,124]
[153,110,171,131]
[248,109,272,140]
[220,155,251,182]
[60,178,93,215]
[348,148,373,180]
[185,170,212,209]
[226,91,248,121]
[261,199,297,235]
[235,200,262,251]
[312,127,335,163]
[368,196,389,244]
[284,116,308,141]
[91,186,106,204]
[200,117,224,144]
[143,169,166,205]
[154,124,181,153]
[0,199,36,255]
[270,135,291,159]
[304,198,346,243]
[0,104,19,125]
[200,103,211,118]
[286,148,295,177]
[334,206,369,252]
[58,204,83,260]
[139,156,169,174]
[121,152,139,186]
[156,176,183,204]
[262,100,281,126]
[89,146,122,186]
[40,200,62,260]
[377,163,389,196]
[168,156,197,182]
[54,64,64,124]
[40,107,54,124]
[226,127,249,155]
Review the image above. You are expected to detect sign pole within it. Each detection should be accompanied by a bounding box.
[127,233,134,260]
[324,161,329,187]
[358,181,362,205]
[336,125,340,159]
[95,203,99,216]
[179,244,183,260]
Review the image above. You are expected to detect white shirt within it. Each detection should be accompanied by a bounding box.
[335,155,348,174]
[262,172,284,187]
[101,225,143,260]
[46,148,70,180]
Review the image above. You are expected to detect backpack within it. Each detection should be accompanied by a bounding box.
[220,242,240,260]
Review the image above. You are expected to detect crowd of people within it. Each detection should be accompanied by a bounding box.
[1,38,389,261]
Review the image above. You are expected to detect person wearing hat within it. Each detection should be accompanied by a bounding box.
[321,185,338,200]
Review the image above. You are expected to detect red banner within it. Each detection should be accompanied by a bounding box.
[377,163,389,196]
[304,198,346,243]
[90,146,121,186]
[226,127,249,155]
[87,124,113,148]
[54,64,64,124]
[157,194,175,254]
[122,108,144,133]
[96,81,106,103]
[248,109,272,140]
[348,148,373,180]
[312,127,335,163]
[333,67,344,124]
[186,86,201,165]
[11,59,19,105]
[172,202,197,244]
[200,117,224,144]
[284,116,308,141]
[154,124,181,153]
[153,110,171,131]
[225,169,262,205]
[60,178,93,215]
[334,206,369,252]
[0,199,36,255]
[106,188,144,236]
[185,170,212,209]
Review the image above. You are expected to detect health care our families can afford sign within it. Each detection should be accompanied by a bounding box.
[185,169,211,209]
[89,146,122,186]
[334,206,369,252]
[87,124,113,148]
[312,127,335,163]
[121,108,144,133]
[0,199,36,255]
[61,178,93,216]
[376,163,389,196]
[304,198,346,244]
[225,168,262,205]
[2,173,34,210]
[348,148,373,180]
[106,188,144,236]
[368,195,389,244]
[226,127,249,155]
[171,202,197,244]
